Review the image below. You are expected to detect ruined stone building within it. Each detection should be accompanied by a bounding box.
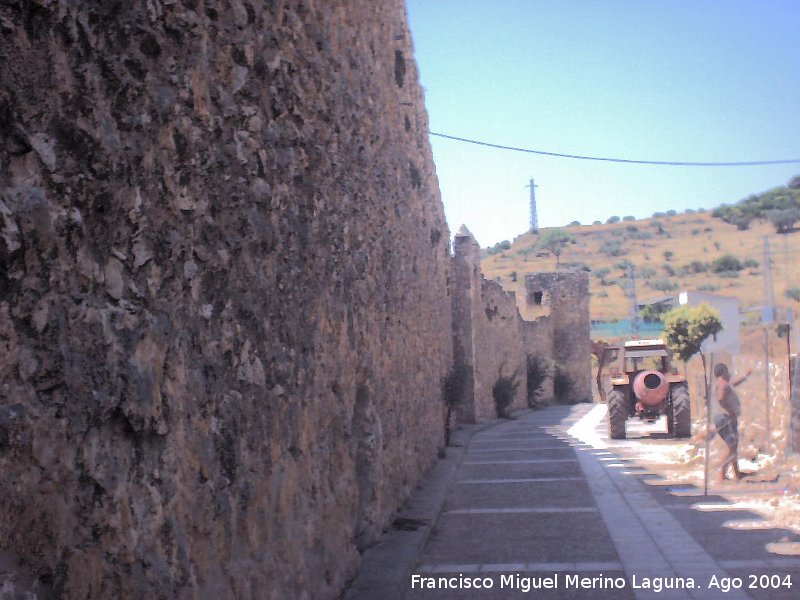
[0,2,590,598]
[450,227,591,422]
[525,272,592,402]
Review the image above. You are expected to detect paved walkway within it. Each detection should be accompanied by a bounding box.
[346,405,800,600]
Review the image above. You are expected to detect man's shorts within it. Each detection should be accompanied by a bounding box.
[714,413,738,448]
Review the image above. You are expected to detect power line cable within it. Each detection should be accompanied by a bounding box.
[428,131,800,167]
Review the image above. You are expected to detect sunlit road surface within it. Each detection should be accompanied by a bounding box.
[350,405,800,600]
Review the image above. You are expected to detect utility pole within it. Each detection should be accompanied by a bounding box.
[763,236,774,449]
[787,316,793,404]
[628,264,640,334]
[791,311,799,453]
[526,178,538,233]
[764,236,775,322]
[784,235,790,295]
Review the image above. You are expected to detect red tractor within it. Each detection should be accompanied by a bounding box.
[604,339,691,439]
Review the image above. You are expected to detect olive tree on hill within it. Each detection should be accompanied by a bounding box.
[535,228,573,265]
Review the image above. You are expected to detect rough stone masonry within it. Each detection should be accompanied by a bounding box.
[450,226,589,423]
[0,1,452,598]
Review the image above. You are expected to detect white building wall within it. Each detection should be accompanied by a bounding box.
[678,290,741,355]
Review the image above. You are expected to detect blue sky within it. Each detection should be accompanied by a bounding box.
[405,0,800,247]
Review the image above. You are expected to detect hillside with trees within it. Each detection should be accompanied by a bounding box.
[712,176,800,233]
[481,175,800,324]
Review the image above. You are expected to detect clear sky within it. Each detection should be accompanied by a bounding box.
[405,0,800,247]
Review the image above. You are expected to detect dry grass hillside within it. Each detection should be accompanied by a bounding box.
[481,211,800,326]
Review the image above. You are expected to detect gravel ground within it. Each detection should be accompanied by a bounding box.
[606,415,800,552]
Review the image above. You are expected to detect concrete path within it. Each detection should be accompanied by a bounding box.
[346,405,800,600]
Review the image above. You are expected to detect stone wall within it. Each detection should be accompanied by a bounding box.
[0,2,452,599]
[474,278,529,421]
[450,227,567,421]
[525,272,592,403]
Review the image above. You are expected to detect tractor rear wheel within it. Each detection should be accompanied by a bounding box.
[665,401,675,435]
[608,387,628,440]
[671,384,691,438]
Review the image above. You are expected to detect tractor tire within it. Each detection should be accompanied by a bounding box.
[671,384,691,438]
[608,388,628,440]
[665,402,675,436]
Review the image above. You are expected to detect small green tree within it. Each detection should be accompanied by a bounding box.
[742,258,759,269]
[526,355,551,409]
[639,266,657,278]
[536,228,573,265]
[731,212,753,231]
[663,304,723,396]
[486,240,512,255]
[651,278,679,292]
[711,253,743,273]
[640,303,670,323]
[768,207,800,234]
[594,266,612,285]
[614,259,634,272]
[685,260,709,274]
[492,369,520,418]
[600,240,626,256]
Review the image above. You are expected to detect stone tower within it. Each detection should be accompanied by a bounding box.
[450,225,481,422]
[525,272,592,403]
